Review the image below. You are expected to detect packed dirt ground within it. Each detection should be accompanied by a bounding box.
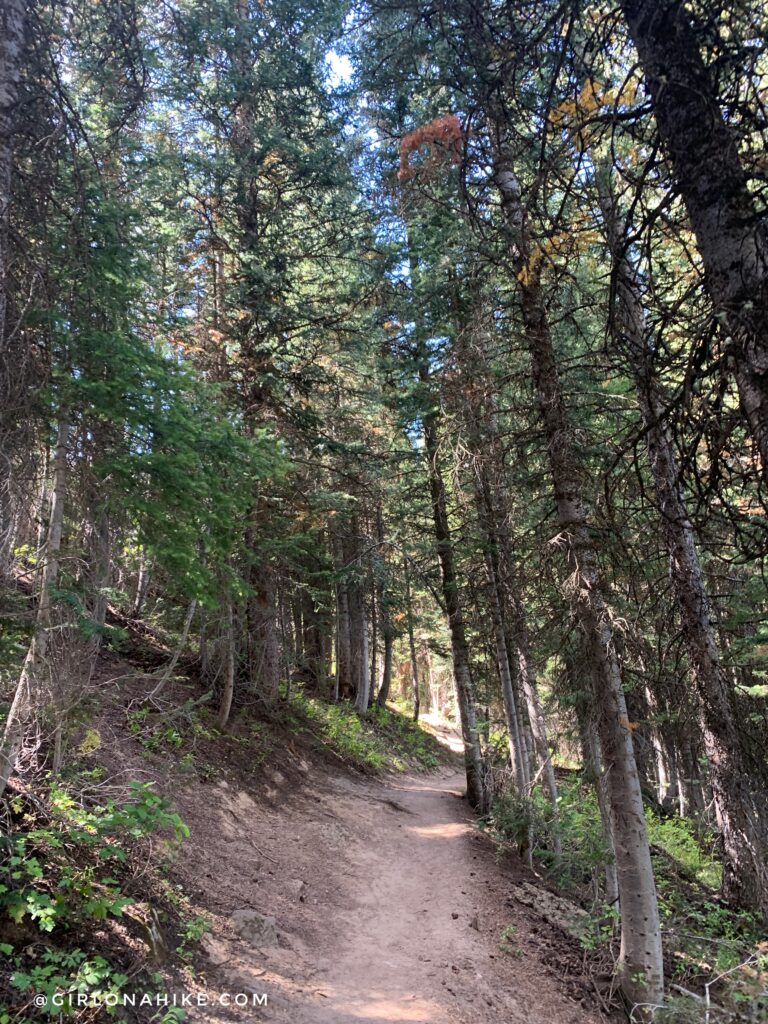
[163,721,618,1024]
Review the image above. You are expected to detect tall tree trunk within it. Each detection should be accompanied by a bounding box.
[452,317,559,818]
[601,177,768,915]
[369,585,378,704]
[217,599,236,729]
[578,695,620,909]
[618,0,768,481]
[247,563,280,703]
[0,0,27,581]
[404,557,420,722]
[355,600,370,715]
[490,145,663,1010]
[302,589,327,693]
[376,509,394,708]
[0,414,69,796]
[422,410,485,811]
[474,455,560,825]
[484,551,528,795]
[0,0,25,356]
[334,544,353,700]
[133,548,151,617]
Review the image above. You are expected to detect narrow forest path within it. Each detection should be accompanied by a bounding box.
[172,727,610,1024]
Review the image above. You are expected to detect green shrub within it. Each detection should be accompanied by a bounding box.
[0,782,187,935]
[487,777,611,891]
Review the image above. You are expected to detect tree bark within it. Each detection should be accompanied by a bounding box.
[490,145,663,1010]
[619,0,768,482]
[0,0,25,354]
[133,548,151,617]
[422,410,486,811]
[484,549,529,795]
[376,509,395,708]
[600,177,768,914]
[404,557,421,721]
[217,599,236,729]
[334,526,353,700]
[247,562,280,703]
[355,599,370,715]
[0,414,69,796]
[0,0,27,580]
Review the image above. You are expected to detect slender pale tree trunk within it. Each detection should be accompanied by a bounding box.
[490,142,663,1011]
[619,0,768,482]
[484,551,528,795]
[133,548,151,617]
[600,178,768,914]
[581,704,620,909]
[0,414,69,796]
[217,600,236,730]
[333,529,353,700]
[452,319,559,818]
[355,601,370,715]
[368,586,378,704]
[404,557,420,722]
[474,457,560,827]
[426,648,440,715]
[376,510,394,708]
[148,599,197,702]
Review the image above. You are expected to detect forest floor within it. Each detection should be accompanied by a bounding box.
[160,716,615,1024]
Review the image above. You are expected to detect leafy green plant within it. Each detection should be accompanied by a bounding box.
[8,948,128,1018]
[176,912,212,961]
[0,783,188,935]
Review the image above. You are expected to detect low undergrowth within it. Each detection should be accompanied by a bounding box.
[0,779,196,1023]
[485,774,768,1020]
[283,693,443,773]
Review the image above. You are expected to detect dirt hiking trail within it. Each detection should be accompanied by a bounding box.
[172,726,613,1024]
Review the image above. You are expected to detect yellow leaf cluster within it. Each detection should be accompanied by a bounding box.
[549,77,640,151]
[517,228,600,286]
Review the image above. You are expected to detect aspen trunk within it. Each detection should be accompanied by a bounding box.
[333,529,354,700]
[619,0,768,481]
[490,145,663,1009]
[0,415,69,796]
[581,708,620,909]
[302,589,327,693]
[453,317,558,815]
[521,276,662,1009]
[601,178,768,915]
[368,586,378,704]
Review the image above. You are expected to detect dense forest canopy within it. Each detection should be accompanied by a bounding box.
[1,0,767,1019]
